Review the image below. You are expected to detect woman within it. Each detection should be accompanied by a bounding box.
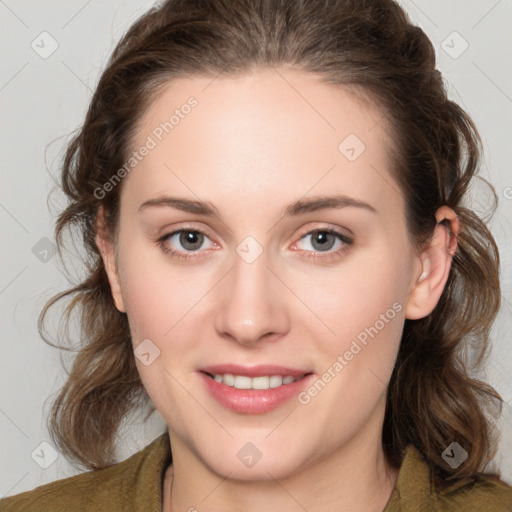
[2,0,511,510]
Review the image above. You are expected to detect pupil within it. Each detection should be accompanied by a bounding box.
[312,231,334,251]
[181,231,203,250]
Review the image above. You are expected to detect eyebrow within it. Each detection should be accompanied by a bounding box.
[137,194,377,217]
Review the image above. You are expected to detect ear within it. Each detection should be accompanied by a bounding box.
[405,206,459,320]
[95,205,126,313]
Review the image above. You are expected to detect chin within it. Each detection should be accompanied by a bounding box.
[195,438,313,482]
[209,457,304,482]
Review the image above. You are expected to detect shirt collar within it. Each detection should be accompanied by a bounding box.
[139,435,439,511]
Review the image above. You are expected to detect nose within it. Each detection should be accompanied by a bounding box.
[213,246,290,347]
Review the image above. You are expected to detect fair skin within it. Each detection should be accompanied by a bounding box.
[96,68,459,512]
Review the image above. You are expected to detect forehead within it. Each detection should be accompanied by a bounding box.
[123,68,402,220]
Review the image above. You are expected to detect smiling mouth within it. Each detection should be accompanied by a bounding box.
[202,372,311,390]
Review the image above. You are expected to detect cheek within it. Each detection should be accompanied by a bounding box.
[292,245,409,411]
[117,250,217,389]
[117,241,206,337]
[118,262,203,420]
[296,246,410,346]
[294,273,404,430]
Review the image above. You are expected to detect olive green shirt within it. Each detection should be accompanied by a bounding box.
[1,433,511,511]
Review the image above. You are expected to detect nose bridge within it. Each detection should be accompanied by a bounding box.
[213,239,289,345]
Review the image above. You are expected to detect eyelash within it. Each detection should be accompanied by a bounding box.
[156,226,353,262]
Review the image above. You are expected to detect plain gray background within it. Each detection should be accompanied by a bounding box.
[1,0,511,498]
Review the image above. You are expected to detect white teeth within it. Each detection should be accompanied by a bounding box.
[269,376,283,388]
[223,374,234,386]
[211,373,304,390]
[233,376,252,389]
[252,376,270,390]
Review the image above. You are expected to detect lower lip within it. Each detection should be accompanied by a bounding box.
[199,372,314,414]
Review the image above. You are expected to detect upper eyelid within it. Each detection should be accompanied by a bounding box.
[293,228,352,252]
[160,224,352,250]
[296,224,352,239]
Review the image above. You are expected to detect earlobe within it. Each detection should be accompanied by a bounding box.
[95,206,126,313]
[405,206,459,320]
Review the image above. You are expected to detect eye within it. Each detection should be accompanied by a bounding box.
[293,228,353,259]
[156,226,353,262]
[157,228,217,260]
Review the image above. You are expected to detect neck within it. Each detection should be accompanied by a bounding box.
[162,432,399,512]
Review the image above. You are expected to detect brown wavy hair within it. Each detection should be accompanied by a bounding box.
[40,0,504,486]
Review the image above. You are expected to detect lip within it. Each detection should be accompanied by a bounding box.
[198,364,314,414]
[200,364,309,378]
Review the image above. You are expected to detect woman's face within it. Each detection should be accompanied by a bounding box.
[103,68,425,479]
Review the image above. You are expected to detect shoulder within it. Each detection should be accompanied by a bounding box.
[434,473,512,511]
[0,433,171,512]
[385,444,512,511]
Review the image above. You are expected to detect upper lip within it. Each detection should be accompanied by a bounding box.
[200,364,311,378]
